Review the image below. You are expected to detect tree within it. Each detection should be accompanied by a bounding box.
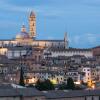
[58,83,67,90]
[66,77,75,90]
[35,79,43,91]
[45,79,55,90]
[19,67,25,86]
[35,79,55,91]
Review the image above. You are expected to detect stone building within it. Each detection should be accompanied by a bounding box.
[0,11,68,50]
[24,70,64,85]
[92,46,100,64]
[43,48,93,58]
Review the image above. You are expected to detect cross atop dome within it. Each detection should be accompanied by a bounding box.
[21,25,26,32]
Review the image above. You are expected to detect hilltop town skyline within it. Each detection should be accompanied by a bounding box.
[0,0,100,48]
[0,1,100,97]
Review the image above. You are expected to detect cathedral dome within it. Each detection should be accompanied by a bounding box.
[16,32,30,39]
[16,25,30,39]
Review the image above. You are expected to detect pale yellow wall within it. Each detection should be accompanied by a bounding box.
[0,48,8,55]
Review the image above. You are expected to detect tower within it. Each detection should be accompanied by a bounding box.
[64,32,68,49]
[29,11,36,39]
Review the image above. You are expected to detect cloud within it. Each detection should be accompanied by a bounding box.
[0,0,65,20]
[86,33,97,44]
[70,33,100,48]
[0,1,38,13]
[72,35,80,44]
[82,0,100,7]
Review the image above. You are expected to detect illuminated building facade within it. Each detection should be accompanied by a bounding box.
[0,11,68,49]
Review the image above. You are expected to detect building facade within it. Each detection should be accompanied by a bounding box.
[0,11,68,50]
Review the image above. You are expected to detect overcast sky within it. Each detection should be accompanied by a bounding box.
[0,0,100,48]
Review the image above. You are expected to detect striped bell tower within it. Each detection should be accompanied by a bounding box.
[29,11,36,39]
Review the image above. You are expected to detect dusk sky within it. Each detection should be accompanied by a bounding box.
[0,0,100,48]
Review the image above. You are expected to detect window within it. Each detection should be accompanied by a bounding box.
[87,69,90,71]
[88,73,90,76]
[48,76,50,78]
[57,78,59,82]
[39,55,41,61]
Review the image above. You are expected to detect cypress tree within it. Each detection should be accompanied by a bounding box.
[19,67,25,86]
[67,77,75,90]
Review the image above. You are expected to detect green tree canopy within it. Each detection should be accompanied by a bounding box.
[66,77,75,90]
[58,83,67,90]
[35,79,55,91]
[19,67,25,86]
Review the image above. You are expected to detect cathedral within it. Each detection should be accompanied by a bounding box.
[0,11,92,59]
[0,11,68,49]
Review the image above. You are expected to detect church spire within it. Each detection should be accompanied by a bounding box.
[64,32,67,42]
[64,32,68,49]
